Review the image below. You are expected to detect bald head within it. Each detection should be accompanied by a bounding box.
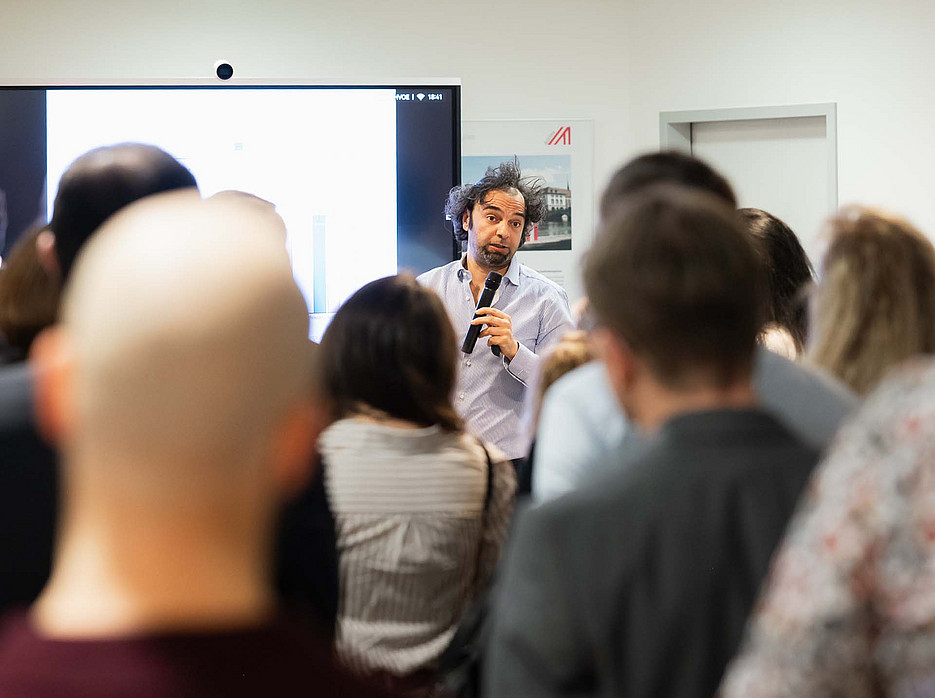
[50,143,198,281]
[208,190,287,243]
[47,191,311,496]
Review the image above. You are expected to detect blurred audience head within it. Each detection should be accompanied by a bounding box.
[585,185,761,427]
[209,190,287,243]
[739,208,814,358]
[33,191,315,527]
[0,226,60,361]
[48,143,197,282]
[319,274,462,431]
[808,206,935,395]
[600,151,737,217]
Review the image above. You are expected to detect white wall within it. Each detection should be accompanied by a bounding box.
[0,0,632,202]
[4,0,935,248]
[624,0,935,243]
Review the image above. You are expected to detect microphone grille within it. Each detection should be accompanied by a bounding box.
[485,271,503,289]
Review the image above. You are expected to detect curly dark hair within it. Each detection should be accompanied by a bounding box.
[445,160,545,249]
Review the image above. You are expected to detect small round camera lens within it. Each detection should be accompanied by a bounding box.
[215,62,234,80]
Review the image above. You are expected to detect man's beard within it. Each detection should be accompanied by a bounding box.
[477,243,514,269]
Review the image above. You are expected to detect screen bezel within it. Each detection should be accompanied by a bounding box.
[0,79,462,339]
[1,77,462,210]
[1,78,462,261]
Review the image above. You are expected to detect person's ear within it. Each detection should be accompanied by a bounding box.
[270,401,320,498]
[35,229,61,281]
[461,209,472,234]
[30,326,75,446]
[595,327,639,407]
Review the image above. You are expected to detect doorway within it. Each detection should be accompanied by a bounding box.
[660,104,837,267]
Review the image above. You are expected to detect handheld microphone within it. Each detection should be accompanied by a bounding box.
[461,271,503,354]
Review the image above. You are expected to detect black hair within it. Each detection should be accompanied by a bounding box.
[50,143,198,281]
[739,208,814,353]
[444,160,545,250]
[600,151,737,217]
[318,274,462,431]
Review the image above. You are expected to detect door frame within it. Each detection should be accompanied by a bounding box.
[659,103,838,210]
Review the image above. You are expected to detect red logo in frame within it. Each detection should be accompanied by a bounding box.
[547,126,572,146]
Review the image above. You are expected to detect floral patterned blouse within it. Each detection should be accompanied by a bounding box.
[720,359,935,698]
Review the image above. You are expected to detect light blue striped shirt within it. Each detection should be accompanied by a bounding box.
[418,257,574,459]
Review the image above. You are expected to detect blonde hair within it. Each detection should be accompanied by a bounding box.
[808,206,935,395]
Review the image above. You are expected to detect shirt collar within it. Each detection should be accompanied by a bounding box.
[503,258,521,287]
[456,255,521,287]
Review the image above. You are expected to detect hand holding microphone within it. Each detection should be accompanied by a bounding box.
[462,271,501,354]
[461,271,520,360]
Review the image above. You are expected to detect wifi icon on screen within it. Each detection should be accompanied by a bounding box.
[416,93,425,101]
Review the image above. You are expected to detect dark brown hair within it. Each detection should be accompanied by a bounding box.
[739,208,814,355]
[0,226,61,357]
[585,185,762,388]
[599,151,737,218]
[318,274,462,430]
[50,143,197,281]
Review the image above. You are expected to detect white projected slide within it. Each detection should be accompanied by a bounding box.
[46,88,398,318]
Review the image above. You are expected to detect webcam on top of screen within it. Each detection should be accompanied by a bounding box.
[214,60,234,81]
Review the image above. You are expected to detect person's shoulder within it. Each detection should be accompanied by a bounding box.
[238,620,397,697]
[547,361,609,400]
[525,440,655,536]
[0,362,35,432]
[416,260,460,287]
[729,409,823,474]
[517,264,568,299]
[754,347,859,451]
[0,611,35,653]
[541,361,623,429]
[832,357,935,463]
[756,348,856,404]
[0,616,396,698]
[860,357,935,418]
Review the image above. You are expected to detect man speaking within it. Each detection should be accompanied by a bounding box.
[418,162,573,462]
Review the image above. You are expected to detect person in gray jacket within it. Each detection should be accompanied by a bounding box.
[487,185,822,698]
[532,152,856,502]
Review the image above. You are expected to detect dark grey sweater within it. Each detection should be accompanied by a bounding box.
[487,408,819,698]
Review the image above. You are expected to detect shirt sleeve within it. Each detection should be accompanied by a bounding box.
[503,342,538,385]
[504,287,575,386]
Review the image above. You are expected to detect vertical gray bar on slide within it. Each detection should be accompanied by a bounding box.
[313,215,327,313]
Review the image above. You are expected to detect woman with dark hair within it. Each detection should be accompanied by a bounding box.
[0,226,61,365]
[317,274,516,684]
[739,208,814,359]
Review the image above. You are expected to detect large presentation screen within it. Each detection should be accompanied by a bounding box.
[0,84,459,336]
